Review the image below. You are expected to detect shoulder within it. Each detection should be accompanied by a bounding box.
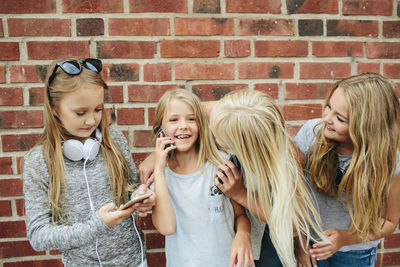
[108,126,129,148]
[294,119,322,154]
[24,145,45,165]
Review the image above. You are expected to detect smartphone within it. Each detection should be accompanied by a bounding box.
[217,154,243,184]
[119,192,152,210]
[160,127,174,157]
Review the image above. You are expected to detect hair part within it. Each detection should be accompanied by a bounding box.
[210,90,326,266]
[307,73,400,241]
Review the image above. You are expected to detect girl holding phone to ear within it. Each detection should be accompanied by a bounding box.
[23,58,155,266]
[151,89,253,267]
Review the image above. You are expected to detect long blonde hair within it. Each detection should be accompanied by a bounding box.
[36,58,135,223]
[152,89,222,169]
[307,73,400,242]
[210,90,325,266]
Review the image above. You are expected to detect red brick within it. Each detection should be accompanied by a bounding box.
[0,19,4,37]
[0,66,5,83]
[161,40,220,58]
[0,221,26,238]
[97,41,156,59]
[357,63,380,74]
[192,84,248,101]
[130,0,187,13]
[145,232,165,249]
[226,0,281,13]
[132,152,151,170]
[383,21,400,38]
[8,18,70,37]
[0,110,43,129]
[224,40,251,58]
[16,156,24,174]
[384,233,400,249]
[146,252,166,267]
[116,108,144,125]
[2,134,42,152]
[285,83,332,100]
[134,130,154,147]
[105,108,112,125]
[4,260,63,267]
[367,42,400,59]
[76,18,104,36]
[395,83,400,98]
[254,83,279,99]
[0,200,12,217]
[148,107,156,126]
[128,84,176,102]
[175,63,235,80]
[312,41,363,57]
[0,179,23,197]
[101,63,139,82]
[384,63,400,78]
[343,0,393,15]
[175,18,234,36]
[300,63,350,79]
[287,0,338,14]
[0,240,45,258]
[63,0,123,13]
[327,20,378,37]
[135,213,156,230]
[27,41,89,60]
[381,251,400,266]
[16,198,25,216]
[255,41,308,57]
[143,63,171,82]
[0,0,55,14]
[238,62,294,79]
[0,87,23,106]
[29,87,45,106]
[0,157,12,174]
[283,104,323,121]
[10,65,47,83]
[239,19,294,36]
[0,42,19,61]
[109,18,170,36]
[287,124,302,138]
[194,0,220,13]
[107,85,123,103]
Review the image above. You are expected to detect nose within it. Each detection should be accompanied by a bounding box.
[85,113,96,126]
[178,119,188,129]
[323,108,333,124]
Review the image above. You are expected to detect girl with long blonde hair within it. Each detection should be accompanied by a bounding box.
[295,73,400,266]
[151,89,253,267]
[208,90,326,267]
[23,58,155,266]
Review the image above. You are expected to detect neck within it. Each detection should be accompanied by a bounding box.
[336,141,354,155]
[169,149,199,174]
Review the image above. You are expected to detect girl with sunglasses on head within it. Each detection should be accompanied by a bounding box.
[23,58,155,267]
[295,73,400,267]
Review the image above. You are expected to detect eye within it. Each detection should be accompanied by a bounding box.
[76,112,85,116]
[95,108,103,113]
[169,118,178,122]
[337,116,345,123]
[188,117,196,121]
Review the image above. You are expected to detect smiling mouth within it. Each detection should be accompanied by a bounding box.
[175,134,191,140]
[326,125,335,132]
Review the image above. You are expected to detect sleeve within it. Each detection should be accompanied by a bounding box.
[23,148,109,252]
[109,127,140,186]
[294,119,321,156]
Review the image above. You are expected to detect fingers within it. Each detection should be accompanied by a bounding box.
[146,173,155,186]
[310,245,334,261]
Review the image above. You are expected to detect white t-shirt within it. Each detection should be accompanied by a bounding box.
[164,161,235,267]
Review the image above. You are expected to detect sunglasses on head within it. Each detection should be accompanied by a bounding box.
[47,58,103,87]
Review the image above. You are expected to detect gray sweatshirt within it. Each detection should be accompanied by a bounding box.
[23,127,145,266]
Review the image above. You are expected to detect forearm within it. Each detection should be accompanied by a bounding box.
[151,170,176,235]
[234,191,268,224]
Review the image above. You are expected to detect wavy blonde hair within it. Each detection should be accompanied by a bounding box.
[307,73,400,242]
[152,89,222,169]
[36,58,135,223]
[210,90,325,266]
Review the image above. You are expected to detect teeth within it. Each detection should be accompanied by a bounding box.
[176,135,189,139]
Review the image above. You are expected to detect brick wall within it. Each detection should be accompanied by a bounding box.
[0,0,399,266]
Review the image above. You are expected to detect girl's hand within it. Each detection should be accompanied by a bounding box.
[139,152,155,186]
[154,133,175,174]
[132,184,156,217]
[296,244,316,267]
[310,228,345,260]
[98,203,136,228]
[215,159,247,203]
[230,231,254,267]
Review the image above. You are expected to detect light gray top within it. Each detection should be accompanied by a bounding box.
[23,127,144,266]
[163,161,235,267]
[295,119,400,251]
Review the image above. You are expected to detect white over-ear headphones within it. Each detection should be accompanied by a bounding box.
[62,128,102,161]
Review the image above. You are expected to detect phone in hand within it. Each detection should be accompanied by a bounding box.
[217,154,243,185]
[160,127,174,157]
[119,192,152,210]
